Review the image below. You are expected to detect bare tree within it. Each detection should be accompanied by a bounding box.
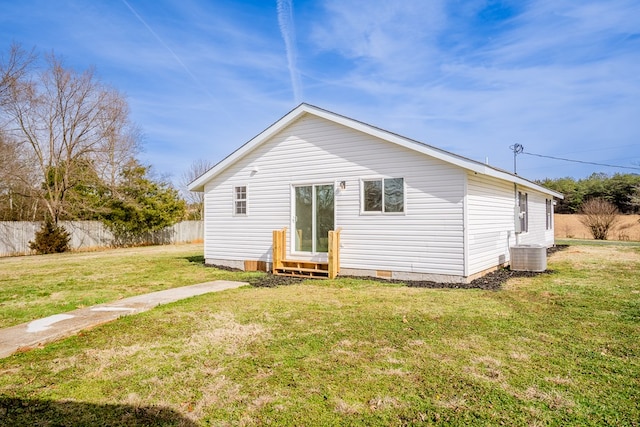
[179,158,214,220]
[0,42,36,108]
[93,92,142,191]
[2,52,140,222]
[579,198,620,240]
[0,128,42,220]
[1,43,40,220]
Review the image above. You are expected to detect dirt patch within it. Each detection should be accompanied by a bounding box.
[205,263,305,287]
[248,275,305,287]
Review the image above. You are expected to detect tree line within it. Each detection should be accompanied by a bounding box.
[1,43,187,249]
[538,173,640,214]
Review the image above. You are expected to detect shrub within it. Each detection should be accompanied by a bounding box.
[579,198,620,240]
[29,219,71,254]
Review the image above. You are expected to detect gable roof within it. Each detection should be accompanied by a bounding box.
[189,103,563,199]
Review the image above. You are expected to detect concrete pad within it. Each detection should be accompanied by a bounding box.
[0,280,246,359]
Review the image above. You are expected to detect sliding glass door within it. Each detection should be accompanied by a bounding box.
[294,184,334,253]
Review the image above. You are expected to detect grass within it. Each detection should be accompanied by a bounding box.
[556,238,640,247]
[1,243,639,426]
[0,244,262,329]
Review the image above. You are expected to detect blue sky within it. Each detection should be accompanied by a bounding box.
[2,0,639,185]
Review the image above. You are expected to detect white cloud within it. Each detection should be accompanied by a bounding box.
[277,0,303,103]
[302,0,640,178]
[311,0,447,79]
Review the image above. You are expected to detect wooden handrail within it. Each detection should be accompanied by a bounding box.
[272,227,287,273]
[272,227,341,278]
[328,228,341,279]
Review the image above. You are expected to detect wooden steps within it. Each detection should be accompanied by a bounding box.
[272,227,341,279]
[275,260,330,278]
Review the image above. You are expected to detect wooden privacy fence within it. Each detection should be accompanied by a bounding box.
[0,221,203,257]
[272,227,341,279]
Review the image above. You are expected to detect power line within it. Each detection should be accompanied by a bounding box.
[521,150,640,171]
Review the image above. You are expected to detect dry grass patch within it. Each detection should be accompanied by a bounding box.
[544,376,574,386]
[435,396,468,411]
[368,396,401,411]
[334,398,365,415]
[467,355,504,382]
[552,244,639,265]
[555,214,640,241]
[521,386,576,410]
[509,351,531,361]
[186,311,269,356]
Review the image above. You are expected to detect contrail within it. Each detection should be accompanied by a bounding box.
[121,0,215,101]
[277,0,302,104]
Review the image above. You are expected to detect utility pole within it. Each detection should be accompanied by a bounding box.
[509,143,524,175]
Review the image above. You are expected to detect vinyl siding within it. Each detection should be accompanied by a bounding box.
[203,114,466,276]
[466,173,556,275]
[466,173,516,275]
[517,190,556,247]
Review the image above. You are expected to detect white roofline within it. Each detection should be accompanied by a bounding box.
[188,103,563,199]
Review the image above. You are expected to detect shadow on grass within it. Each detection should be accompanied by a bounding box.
[184,255,204,264]
[0,396,197,426]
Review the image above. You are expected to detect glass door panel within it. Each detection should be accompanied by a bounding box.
[315,185,334,253]
[294,184,334,253]
[295,186,313,252]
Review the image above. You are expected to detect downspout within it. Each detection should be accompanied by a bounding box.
[514,182,520,246]
[463,174,469,278]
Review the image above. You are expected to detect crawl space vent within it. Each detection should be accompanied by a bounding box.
[510,244,547,272]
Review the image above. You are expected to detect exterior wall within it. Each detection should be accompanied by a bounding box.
[466,172,556,276]
[517,189,556,247]
[203,114,467,277]
[466,173,517,276]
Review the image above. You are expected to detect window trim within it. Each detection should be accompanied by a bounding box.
[233,184,247,216]
[360,177,406,215]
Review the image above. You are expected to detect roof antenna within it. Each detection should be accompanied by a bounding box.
[509,143,524,175]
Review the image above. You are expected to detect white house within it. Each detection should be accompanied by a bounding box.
[189,104,563,283]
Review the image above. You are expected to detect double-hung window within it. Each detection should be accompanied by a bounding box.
[234,185,247,216]
[518,191,528,232]
[362,178,404,213]
[546,199,553,230]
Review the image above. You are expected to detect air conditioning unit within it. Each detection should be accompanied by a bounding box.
[510,244,547,272]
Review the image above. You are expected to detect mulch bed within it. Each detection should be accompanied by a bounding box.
[217,245,569,290]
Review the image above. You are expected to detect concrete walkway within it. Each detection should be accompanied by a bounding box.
[0,280,246,359]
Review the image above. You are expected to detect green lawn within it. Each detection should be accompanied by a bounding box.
[0,244,262,329]
[1,243,639,426]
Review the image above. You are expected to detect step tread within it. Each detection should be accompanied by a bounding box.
[278,267,329,273]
